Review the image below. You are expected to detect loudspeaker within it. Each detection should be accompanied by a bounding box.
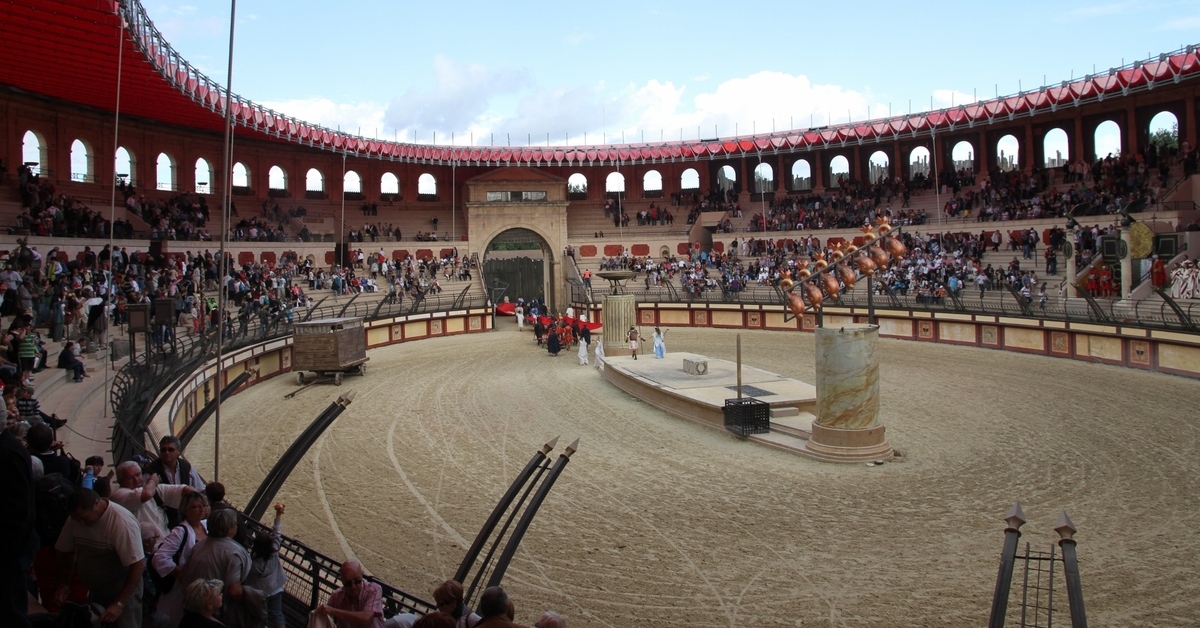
[152,298,174,324]
[127,303,152,333]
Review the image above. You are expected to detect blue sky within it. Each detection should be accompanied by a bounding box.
[141,0,1196,149]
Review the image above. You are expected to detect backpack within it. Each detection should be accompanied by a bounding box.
[34,472,75,548]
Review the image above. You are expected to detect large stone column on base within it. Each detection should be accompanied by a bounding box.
[807,324,894,462]
[602,294,637,356]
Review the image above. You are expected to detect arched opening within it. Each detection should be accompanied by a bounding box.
[996,135,1019,172]
[233,162,250,188]
[568,173,588,198]
[753,162,774,193]
[21,130,46,175]
[306,168,325,192]
[1148,111,1179,152]
[484,227,552,306]
[194,158,213,194]
[344,170,362,194]
[790,160,812,190]
[717,165,737,192]
[829,156,850,183]
[909,146,931,180]
[70,139,94,183]
[952,141,974,173]
[381,172,400,195]
[605,172,625,193]
[156,153,176,191]
[114,147,134,186]
[643,170,663,197]
[418,173,437,197]
[1043,129,1069,168]
[268,165,287,191]
[1093,120,1121,159]
[680,168,700,191]
[868,151,889,184]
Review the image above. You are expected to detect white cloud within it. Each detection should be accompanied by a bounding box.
[1158,14,1200,30]
[931,89,978,109]
[383,55,530,139]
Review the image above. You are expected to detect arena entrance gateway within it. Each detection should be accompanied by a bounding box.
[465,169,570,312]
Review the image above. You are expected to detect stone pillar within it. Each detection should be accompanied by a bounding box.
[806,324,893,462]
[602,294,637,356]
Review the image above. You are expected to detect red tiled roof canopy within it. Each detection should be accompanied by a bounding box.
[2,1,1198,167]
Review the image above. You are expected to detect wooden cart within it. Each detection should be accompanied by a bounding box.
[291,317,368,386]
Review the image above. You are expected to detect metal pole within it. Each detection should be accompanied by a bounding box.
[931,131,943,229]
[736,334,742,398]
[867,275,876,325]
[340,151,346,268]
[1056,511,1088,628]
[988,502,1027,628]
[104,3,127,422]
[213,0,238,481]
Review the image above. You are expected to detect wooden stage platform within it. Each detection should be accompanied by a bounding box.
[599,352,822,456]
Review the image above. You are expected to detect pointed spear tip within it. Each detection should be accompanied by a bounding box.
[564,438,579,457]
[338,389,357,406]
[1054,510,1077,541]
[542,436,560,454]
[1004,501,1026,530]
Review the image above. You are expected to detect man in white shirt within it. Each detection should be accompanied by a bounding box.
[56,489,145,628]
[109,460,192,545]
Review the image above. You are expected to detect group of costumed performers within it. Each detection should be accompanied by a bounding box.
[496,297,603,363]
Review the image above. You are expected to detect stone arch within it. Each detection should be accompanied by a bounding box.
[868,150,889,184]
[1043,128,1069,168]
[829,155,850,182]
[951,141,974,172]
[344,170,362,194]
[480,225,561,309]
[606,171,625,193]
[70,138,94,183]
[194,158,213,194]
[233,162,251,188]
[909,146,931,180]
[1093,120,1121,159]
[381,172,400,195]
[1148,110,1179,152]
[643,170,663,197]
[269,165,287,191]
[418,173,437,196]
[156,152,176,191]
[753,162,773,193]
[996,135,1019,171]
[115,146,135,185]
[717,165,737,192]
[306,168,325,192]
[680,168,700,190]
[790,159,812,190]
[21,129,47,174]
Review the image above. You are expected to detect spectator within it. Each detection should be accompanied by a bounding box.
[0,421,35,628]
[179,508,257,627]
[474,586,528,628]
[315,559,384,628]
[534,612,565,628]
[153,490,210,626]
[386,579,480,628]
[58,341,86,382]
[247,503,288,628]
[179,578,226,628]
[55,487,145,628]
[145,435,205,527]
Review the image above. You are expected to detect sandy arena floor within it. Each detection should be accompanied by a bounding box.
[185,322,1200,627]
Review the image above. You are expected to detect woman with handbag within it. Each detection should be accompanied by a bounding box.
[154,491,210,626]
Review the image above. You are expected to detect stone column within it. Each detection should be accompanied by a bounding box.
[602,294,637,356]
[806,324,893,462]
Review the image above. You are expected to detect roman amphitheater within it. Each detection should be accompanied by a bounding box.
[3,2,1200,627]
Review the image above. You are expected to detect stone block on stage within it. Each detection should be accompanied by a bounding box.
[683,358,709,375]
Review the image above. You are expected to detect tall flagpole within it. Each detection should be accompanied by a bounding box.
[104,3,127,421]
[214,0,237,482]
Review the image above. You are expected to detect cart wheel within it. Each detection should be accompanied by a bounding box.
[335,372,344,386]
[359,363,367,376]
[297,372,305,385]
